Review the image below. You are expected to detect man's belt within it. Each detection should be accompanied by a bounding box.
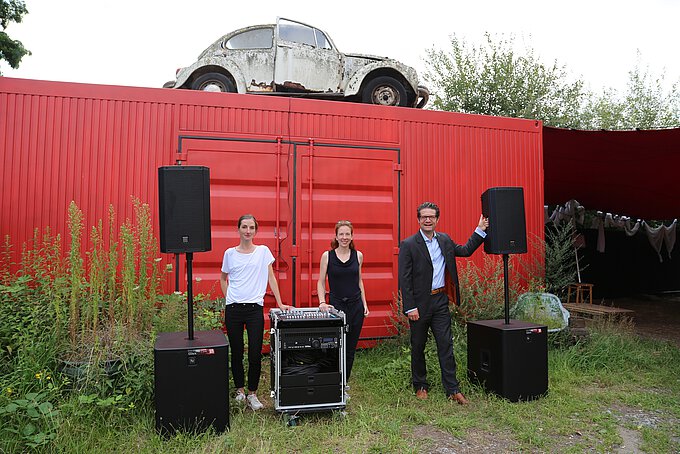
[430,287,446,295]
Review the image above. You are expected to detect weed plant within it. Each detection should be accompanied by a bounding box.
[0,198,224,451]
[19,318,676,454]
[2,207,680,452]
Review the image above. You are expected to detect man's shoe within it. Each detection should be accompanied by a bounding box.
[448,392,469,405]
[415,388,428,400]
[235,390,246,403]
[247,393,264,410]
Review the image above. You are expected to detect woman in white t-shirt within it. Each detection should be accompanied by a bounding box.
[220,214,291,410]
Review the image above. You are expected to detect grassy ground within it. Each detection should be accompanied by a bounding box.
[4,318,680,453]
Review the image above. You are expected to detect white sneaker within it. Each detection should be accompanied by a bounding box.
[235,390,246,403]
[247,393,264,410]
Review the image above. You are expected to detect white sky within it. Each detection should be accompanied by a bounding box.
[2,0,679,95]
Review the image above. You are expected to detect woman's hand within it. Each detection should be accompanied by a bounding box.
[363,305,370,316]
[278,303,293,311]
[319,302,334,312]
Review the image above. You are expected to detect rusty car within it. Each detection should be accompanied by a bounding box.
[163,18,429,108]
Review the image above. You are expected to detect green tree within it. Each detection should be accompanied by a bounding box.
[425,33,588,128]
[584,60,680,129]
[0,0,30,74]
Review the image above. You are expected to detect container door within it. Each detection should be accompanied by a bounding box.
[295,142,400,342]
[177,137,293,308]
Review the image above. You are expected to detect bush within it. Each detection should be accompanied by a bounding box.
[0,198,181,451]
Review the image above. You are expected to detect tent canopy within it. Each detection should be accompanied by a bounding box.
[543,126,680,220]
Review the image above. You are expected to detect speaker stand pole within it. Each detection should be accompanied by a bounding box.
[503,253,510,325]
[174,254,180,292]
[186,252,194,340]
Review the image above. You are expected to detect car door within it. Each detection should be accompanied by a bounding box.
[222,26,276,92]
[274,18,343,93]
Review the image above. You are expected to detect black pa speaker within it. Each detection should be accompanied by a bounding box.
[481,187,527,255]
[467,319,548,402]
[154,330,229,434]
[158,166,211,253]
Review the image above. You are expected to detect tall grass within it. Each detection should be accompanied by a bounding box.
[18,321,677,454]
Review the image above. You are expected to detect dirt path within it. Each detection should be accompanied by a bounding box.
[606,293,680,347]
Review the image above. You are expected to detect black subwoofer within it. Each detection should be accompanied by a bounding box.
[154,330,229,434]
[158,166,211,253]
[467,319,548,402]
[481,187,527,255]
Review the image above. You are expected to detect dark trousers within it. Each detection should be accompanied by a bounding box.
[224,303,264,392]
[409,292,460,395]
[332,296,364,381]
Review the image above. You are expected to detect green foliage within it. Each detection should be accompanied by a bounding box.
[426,34,680,130]
[522,221,580,298]
[544,222,580,296]
[425,33,587,128]
[0,390,60,449]
[0,198,171,452]
[584,60,680,129]
[0,1,31,73]
[454,255,520,323]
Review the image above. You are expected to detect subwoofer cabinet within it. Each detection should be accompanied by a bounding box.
[269,308,346,413]
[154,330,229,434]
[467,319,548,402]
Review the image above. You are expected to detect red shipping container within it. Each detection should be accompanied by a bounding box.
[0,77,543,342]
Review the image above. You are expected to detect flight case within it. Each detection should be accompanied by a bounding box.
[269,308,347,414]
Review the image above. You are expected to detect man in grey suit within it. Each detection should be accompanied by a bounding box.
[398,201,488,404]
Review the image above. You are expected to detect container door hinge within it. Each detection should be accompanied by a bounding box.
[175,152,188,163]
[393,163,403,172]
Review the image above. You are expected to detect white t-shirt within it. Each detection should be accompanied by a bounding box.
[221,245,275,306]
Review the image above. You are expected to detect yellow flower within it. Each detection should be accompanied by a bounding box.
[46,375,51,380]
[5,387,12,396]
[35,372,43,379]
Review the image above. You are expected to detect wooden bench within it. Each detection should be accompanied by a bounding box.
[562,303,634,318]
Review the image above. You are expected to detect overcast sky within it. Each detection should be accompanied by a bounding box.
[2,0,679,95]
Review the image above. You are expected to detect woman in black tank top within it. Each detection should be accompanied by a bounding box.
[317,220,369,385]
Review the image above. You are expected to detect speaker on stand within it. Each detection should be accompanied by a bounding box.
[468,187,548,401]
[155,165,229,434]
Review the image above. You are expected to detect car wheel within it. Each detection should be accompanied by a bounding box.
[191,73,236,92]
[362,76,407,107]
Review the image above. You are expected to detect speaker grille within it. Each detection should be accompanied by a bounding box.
[481,187,527,255]
[158,166,212,253]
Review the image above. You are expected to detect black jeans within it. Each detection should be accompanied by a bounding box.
[224,303,264,392]
[331,295,365,381]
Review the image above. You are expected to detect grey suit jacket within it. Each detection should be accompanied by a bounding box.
[398,230,484,315]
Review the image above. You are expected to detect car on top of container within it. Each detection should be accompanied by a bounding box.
[163,17,429,108]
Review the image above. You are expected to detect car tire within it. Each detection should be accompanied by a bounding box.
[191,73,236,92]
[362,76,408,107]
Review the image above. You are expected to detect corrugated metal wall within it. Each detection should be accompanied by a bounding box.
[1,78,543,340]
[1,81,176,263]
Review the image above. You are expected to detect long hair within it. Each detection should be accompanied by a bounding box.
[330,220,355,250]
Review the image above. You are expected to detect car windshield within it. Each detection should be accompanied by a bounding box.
[225,28,273,49]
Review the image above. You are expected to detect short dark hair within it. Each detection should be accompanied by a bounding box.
[417,202,440,219]
[238,214,258,230]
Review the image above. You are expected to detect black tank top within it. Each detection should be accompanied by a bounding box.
[327,249,361,303]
